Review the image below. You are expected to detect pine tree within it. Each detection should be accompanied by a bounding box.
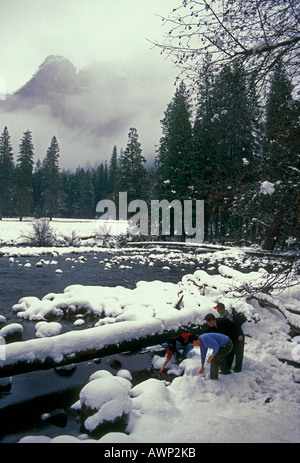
[108,145,118,194]
[0,126,15,219]
[93,162,109,206]
[193,62,260,241]
[156,82,194,202]
[260,62,300,250]
[32,159,44,217]
[193,54,217,184]
[193,56,219,239]
[210,62,259,182]
[42,136,60,220]
[15,130,34,220]
[61,170,78,218]
[264,61,295,180]
[116,128,148,202]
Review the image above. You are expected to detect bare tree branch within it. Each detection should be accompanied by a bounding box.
[152,0,300,92]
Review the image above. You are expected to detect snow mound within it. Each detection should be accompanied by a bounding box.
[35,321,62,338]
[79,371,132,432]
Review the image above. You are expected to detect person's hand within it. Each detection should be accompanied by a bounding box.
[238,335,243,341]
[199,365,204,374]
[208,354,214,363]
[159,367,164,374]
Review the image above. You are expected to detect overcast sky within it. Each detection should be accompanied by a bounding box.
[0,0,181,169]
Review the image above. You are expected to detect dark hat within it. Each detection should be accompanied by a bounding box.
[213,302,225,311]
[204,313,216,322]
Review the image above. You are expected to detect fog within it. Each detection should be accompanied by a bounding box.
[0,0,179,170]
[0,56,177,170]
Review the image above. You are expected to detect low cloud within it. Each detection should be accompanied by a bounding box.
[0,56,176,170]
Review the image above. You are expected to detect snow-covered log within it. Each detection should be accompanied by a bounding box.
[0,320,198,378]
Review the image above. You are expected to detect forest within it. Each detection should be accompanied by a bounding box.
[0,58,299,251]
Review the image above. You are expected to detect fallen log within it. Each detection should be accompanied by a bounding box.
[247,294,300,334]
[0,319,201,378]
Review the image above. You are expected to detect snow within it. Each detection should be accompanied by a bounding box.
[79,372,132,432]
[0,218,299,443]
[0,323,23,338]
[35,321,62,338]
[0,218,128,247]
[260,180,275,195]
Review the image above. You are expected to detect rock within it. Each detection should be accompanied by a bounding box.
[35,321,62,338]
[292,371,300,384]
[55,364,77,376]
[264,397,273,404]
[42,409,68,428]
[79,374,131,435]
[0,323,23,343]
[107,358,122,369]
[116,369,132,381]
[73,318,85,326]
[0,376,12,392]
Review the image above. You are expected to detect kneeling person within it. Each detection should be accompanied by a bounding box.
[159,334,192,374]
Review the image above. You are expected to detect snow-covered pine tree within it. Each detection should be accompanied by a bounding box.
[108,145,118,195]
[156,81,194,202]
[261,62,300,250]
[116,128,148,202]
[32,159,44,217]
[193,61,260,242]
[74,168,95,218]
[0,126,15,219]
[42,135,60,220]
[15,130,34,221]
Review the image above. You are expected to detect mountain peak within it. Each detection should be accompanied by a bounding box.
[14,55,79,101]
[39,55,74,70]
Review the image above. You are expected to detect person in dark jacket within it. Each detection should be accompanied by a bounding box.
[204,313,244,373]
[159,334,192,374]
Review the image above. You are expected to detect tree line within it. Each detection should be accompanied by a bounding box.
[0,60,299,250]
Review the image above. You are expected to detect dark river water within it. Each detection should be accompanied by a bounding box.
[0,245,212,442]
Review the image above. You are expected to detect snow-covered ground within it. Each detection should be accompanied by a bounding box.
[0,218,299,443]
[0,217,129,251]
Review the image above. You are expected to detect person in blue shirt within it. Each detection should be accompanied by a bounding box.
[188,332,233,380]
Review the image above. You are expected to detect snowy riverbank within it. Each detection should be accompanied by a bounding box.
[0,218,299,443]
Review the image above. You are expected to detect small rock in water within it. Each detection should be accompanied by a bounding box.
[42,409,68,428]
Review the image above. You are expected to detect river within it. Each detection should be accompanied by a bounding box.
[0,245,215,442]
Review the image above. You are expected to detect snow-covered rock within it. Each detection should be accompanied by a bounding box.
[79,372,132,432]
[35,321,62,338]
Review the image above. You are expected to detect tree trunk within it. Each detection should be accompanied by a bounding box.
[263,210,284,250]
